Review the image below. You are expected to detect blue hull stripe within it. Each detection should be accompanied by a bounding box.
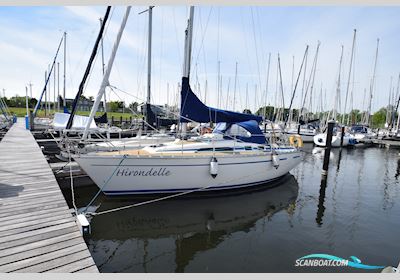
[103,176,286,195]
[92,155,301,167]
[93,159,272,167]
[153,147,297,153]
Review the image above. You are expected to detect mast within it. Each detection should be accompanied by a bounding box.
[216,61,221,108]
[299,48,308,122]
[63,32,66,108]
[48,64,51,113]
[366,38,379,126]
[233,62,238,111]
[307,41,320,122]
[179,6,194,135]
[33,34,64,117]
[342,29,356,125]
[57,62,60,112]
[145,6,153,129]
[286,45,309,126]
[204,79,208,104]
[99,17,107,113]
[166,83,169,117]
[254,84,257,114]
[66,6,111,130]
[333,45,344,121]
[44,71,47,116]
[264,53,271,120]
[273,55,278,117]
[183,6,194,78]
[277,53,284,122]
[246,83,248,111]
[288,55,294,124]
[53,59,56,113]
[386,77,393,126]
[226,77,231,109]
[82,6,131,140]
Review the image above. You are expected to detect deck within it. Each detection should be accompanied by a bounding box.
[371,138,400,147]
[0,119,98,273]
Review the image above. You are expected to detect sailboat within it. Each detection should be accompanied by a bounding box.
[67,7,176,154]
[73,6,303,195]
[313,126,353,147]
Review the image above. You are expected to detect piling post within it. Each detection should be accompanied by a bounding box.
[120,116,122,126]
[322,120,335,177]
[316,177,327,226]
[29,110,34,131]
[297,123,301,134]
[340,126,345,147]
[111,116,114,125]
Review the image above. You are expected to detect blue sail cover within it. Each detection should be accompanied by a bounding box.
[236,120,266,144]
[180,77,262,124]
[214,120,266,145]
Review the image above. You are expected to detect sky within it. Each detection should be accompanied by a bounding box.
[0,6,399,114]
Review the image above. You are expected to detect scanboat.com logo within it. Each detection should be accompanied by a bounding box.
[295,254,385,270]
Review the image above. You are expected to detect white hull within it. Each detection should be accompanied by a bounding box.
[313,133,352,147]
[351,133,375,143]
[285,131,315,143]
[74,149,302,195]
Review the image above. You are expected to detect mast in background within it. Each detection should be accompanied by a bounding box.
[365,38,379,126]
[99,18,107,114]
[342,29,356,125]
[63,31,67,108]
[333,46,344,121]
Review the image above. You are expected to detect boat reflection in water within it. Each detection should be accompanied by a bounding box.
[86,174,299,272]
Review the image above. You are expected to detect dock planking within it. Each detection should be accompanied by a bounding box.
[0,119,98,273]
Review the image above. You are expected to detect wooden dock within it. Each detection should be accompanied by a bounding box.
[0,119,98,273]
[371,138,400,147]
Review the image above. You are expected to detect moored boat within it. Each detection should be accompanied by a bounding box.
[72,6,303,195]
[74,119,303,195]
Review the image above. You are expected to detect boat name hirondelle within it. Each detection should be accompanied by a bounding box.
[116,168,171,177]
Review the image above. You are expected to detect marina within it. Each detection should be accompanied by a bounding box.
[1,117,399,273]
[1,5,400,275]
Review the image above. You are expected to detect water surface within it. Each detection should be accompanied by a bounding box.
[67,145,400,272]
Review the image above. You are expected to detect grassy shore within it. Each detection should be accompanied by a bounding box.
[7,107,139,119]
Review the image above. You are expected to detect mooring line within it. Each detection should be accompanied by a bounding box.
[82,154,128,214]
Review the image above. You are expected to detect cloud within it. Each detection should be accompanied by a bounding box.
[1,6,399,114]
